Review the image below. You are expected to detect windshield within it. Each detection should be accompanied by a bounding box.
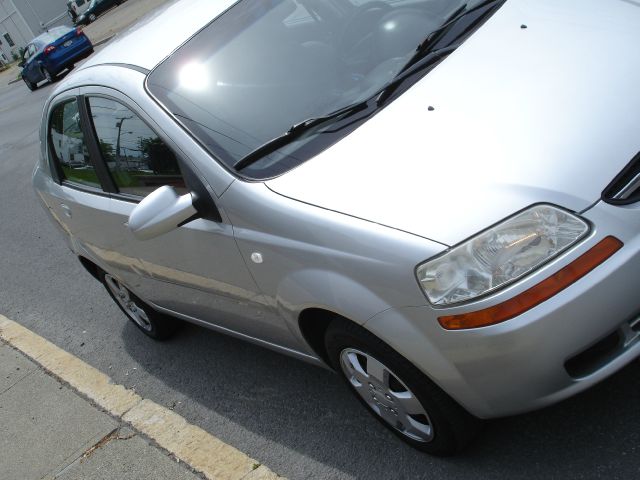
[147,0,498,179]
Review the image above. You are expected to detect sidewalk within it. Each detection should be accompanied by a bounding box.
[0,316,279,480]
[82,0,173,49]
[0,341,201,480]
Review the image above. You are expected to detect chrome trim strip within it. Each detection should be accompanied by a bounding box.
[612,171,640,199]
[149,301,328,367]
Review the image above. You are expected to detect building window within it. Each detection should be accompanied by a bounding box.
[3,33,14,47]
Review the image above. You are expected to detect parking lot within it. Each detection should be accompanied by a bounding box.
[1,2,640,479]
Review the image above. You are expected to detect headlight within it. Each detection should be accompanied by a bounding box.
[416,205,589,306]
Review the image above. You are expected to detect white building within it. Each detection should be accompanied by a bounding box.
[0,0,73,63]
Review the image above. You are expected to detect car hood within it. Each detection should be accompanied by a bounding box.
[266,0,640,246]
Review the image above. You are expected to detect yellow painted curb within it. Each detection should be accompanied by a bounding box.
[0,315,140,416]
[0,315,282,480]
[124,399,262,480]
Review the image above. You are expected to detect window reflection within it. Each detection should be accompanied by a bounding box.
[49,99,99,188]
[87,97,187,197]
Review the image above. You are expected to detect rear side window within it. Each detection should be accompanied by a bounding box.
[49,99,100,188]
[87,97,186,197]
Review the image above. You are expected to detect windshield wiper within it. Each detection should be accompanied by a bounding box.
[233,101,369,171]
[375,45,457,107]
[235,0,504,173]
[376,0,504,107]
[400,0,503,74]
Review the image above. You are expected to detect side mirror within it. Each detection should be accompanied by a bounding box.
[18,60,25,68]
[128,186,198,240]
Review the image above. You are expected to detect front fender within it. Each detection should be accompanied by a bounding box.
[275,268,391,328]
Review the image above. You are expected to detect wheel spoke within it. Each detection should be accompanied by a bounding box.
[339,347,434,444]
[365,356,388,386]
[137,309,149,323]
[104,274,152,331]
[351,378,370,396]
[341,352,369,387]
[379,406,398,425]
[402,414,433,441]
[346,352,367,376]
[120,287,130,301]
[392,390,424,415]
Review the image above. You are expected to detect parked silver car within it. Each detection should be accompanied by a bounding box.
[33,0,640,455]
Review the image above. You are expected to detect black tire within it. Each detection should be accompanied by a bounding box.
[325,318,482,455]
[99,270,180,340]
[22,76,36,91]
[88,13,97,22]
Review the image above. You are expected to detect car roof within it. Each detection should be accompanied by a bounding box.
[80,0,236,72]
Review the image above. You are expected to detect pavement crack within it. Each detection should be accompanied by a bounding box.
[81,426,137,459]
[0,369,36,396]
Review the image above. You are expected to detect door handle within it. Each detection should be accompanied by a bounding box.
[60,203,72,218]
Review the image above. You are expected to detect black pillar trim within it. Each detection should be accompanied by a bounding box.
[78,94,118,194]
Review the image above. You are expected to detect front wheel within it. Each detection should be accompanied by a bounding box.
[325,318,481,455]
[88,13,97,22]
[101,272,179,340]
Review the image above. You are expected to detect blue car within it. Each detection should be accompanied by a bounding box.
[20,26,93,91]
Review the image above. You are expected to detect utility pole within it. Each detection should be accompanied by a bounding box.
[115,116,134,170]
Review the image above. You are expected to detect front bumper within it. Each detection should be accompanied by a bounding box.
[365,200,640,419]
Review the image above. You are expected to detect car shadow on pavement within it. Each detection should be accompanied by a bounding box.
[119,318,640,479]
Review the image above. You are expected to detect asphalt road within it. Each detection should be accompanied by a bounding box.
[1,65,639,480]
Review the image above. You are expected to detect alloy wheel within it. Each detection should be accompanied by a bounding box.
[104,274,152,332]
[340,348,434,442]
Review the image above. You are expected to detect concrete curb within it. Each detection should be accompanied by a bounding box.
[93,34,115,48]
[0,315,282,480]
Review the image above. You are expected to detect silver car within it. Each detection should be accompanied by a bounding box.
[33,0,640,455]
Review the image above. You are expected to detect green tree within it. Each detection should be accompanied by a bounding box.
[138,137,178,174]
[99,140,115,163]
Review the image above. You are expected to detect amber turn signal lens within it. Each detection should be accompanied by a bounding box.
[438,236,623,330]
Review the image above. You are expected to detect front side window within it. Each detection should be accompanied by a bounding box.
[49,99,100,188]
[87,97,186,197]
[22,45,32,61]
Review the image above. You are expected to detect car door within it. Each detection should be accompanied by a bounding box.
[44,87,299,349]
